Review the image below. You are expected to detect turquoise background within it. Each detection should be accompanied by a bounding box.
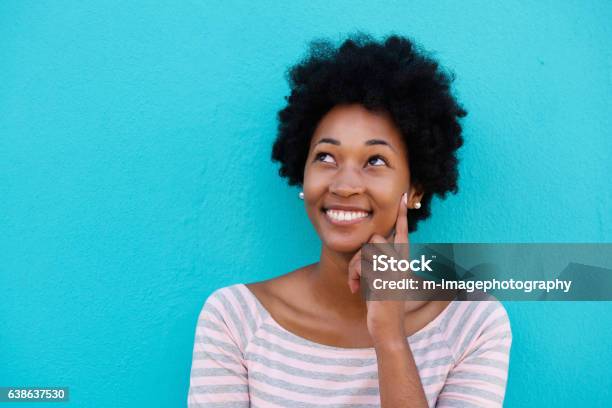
[1,1,611,406]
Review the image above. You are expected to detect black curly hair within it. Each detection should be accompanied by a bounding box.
[271,32,467,232]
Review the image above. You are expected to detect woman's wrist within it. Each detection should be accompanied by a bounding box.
[372,332,409,351]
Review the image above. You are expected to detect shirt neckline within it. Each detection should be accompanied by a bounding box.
[239,283,456,353]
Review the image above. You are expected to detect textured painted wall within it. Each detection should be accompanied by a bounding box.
[1,1,611,406]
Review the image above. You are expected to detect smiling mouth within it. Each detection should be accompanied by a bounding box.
[321,207,373,225]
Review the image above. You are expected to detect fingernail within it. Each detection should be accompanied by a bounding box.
[402,192,408,206]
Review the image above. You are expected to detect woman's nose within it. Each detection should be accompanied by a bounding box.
[328,166,365,197]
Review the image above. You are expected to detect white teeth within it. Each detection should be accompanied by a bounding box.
[326,209,369,222]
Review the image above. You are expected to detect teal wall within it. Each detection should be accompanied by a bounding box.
[1,1,611,406]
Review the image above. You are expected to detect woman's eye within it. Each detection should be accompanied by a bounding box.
[315,152,335,164]
[314,152,388,167]
[367,155,388,167]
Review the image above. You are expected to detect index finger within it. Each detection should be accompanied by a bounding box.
[394,192,409,245]
[393,192,410,260]
[347,248,362,294]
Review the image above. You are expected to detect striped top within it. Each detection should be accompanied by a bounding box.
[188,283,512,407]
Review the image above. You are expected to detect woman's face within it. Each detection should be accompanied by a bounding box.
[303,103,418,254]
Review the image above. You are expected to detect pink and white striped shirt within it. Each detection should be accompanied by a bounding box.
[188,283,512,407]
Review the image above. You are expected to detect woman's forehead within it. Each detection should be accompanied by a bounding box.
[311,104,406,152]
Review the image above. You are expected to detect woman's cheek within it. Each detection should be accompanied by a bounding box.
[375,201,400,229]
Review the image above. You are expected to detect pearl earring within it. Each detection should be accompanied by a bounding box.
[414,202,421,209]
[298,191,304,200]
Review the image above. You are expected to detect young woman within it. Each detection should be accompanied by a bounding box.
[188,33,512,407]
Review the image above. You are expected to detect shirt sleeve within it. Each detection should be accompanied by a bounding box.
[187,288,250,407]
[436,301,512,408]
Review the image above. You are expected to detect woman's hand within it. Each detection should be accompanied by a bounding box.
[347,192,426,346]
[347,192,431,407]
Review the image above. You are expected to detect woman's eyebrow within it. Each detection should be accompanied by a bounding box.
[314,137,396,153]
[365,138,396,153]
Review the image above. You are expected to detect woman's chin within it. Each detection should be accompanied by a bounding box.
[322,236,366,255]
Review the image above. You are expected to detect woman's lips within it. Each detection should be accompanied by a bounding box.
[322,208,372,226]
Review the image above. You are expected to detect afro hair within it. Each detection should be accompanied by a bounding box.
[271,32,467,232]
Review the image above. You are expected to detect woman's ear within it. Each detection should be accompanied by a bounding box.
[408,184,424,208]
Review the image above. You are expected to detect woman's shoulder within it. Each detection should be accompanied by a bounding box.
[201,282,267,319]
[437,291,512,363]
[196,283,269,349]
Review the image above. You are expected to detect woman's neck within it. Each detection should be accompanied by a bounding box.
[306,245,368,320]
